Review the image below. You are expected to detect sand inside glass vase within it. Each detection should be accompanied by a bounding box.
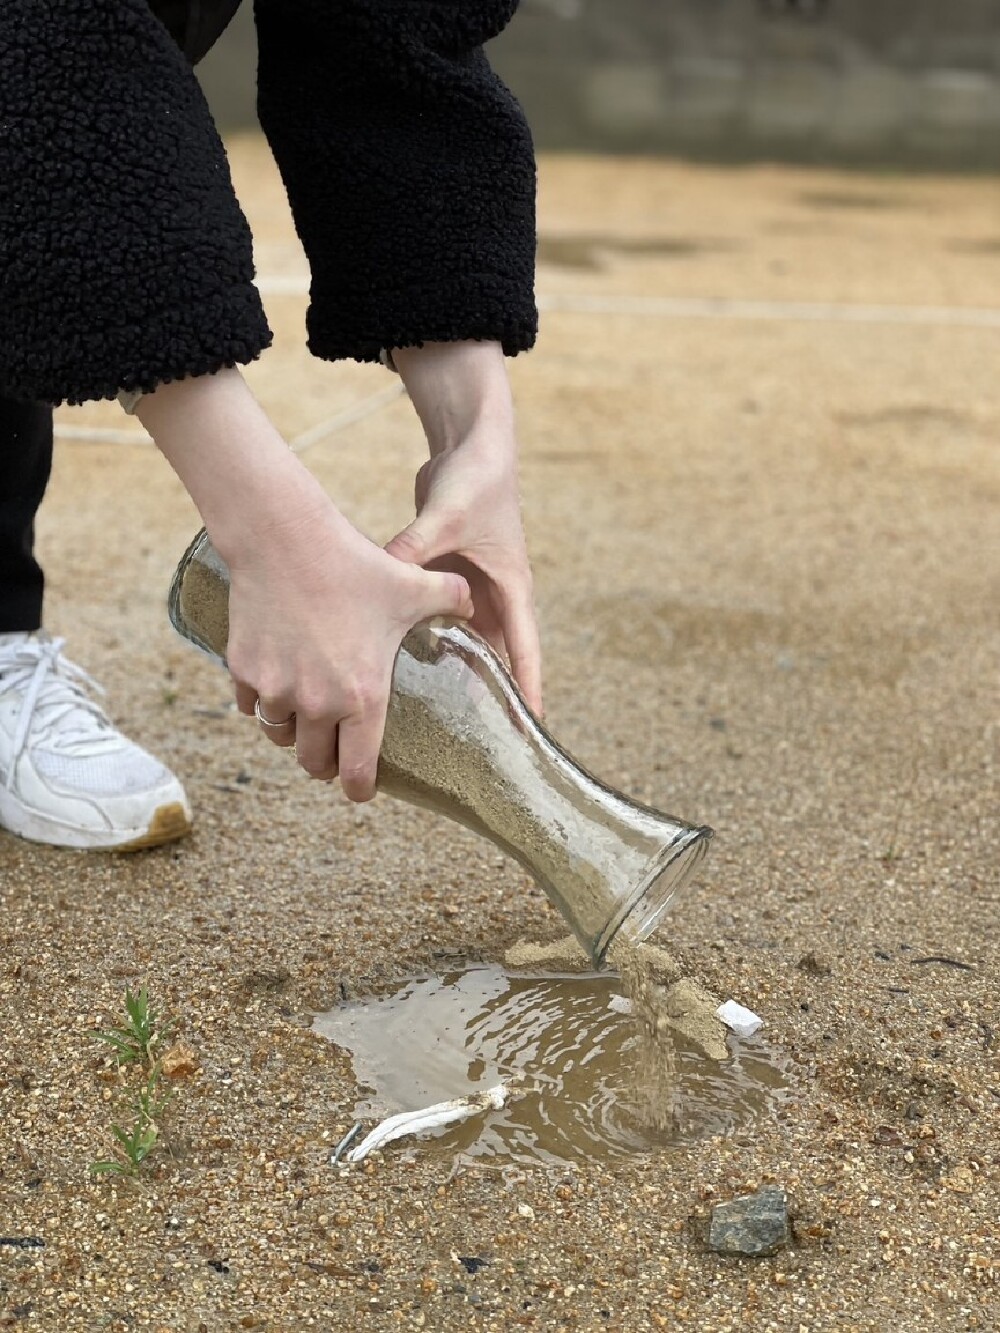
[169,533,712,965]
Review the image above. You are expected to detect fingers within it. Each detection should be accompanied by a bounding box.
[384,517,432,565]
[336,706,387,803]
[497,581,544,717]
[235,674,297,746]
[412,458,433,511]
[234,681,257,717]
[246,682,387,799]
[385,506,460,570]
[231,558,472,802]
[415,567,475,623]
[385,519,435,567]
[291,711,339,780]
[480,623,508,662]
[254,695,297,749]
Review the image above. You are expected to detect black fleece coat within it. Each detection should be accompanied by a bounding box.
[0,0,537,405]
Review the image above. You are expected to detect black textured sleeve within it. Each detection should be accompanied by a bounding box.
[254,0,537,364]
[0,0,272,405]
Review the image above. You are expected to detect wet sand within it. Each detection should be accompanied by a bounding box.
[2,146,998,1330]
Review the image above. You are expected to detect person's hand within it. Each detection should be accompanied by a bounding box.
[385,430,542,714]
[386,342,543,715]
[225,495,473,799]
[138,368,472,800]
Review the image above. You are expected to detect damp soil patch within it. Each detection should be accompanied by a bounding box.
[536,234,739,270]
[313,961,796,1167]
[796,189,913,211]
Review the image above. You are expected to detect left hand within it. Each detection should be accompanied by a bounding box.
[386,342,543,715]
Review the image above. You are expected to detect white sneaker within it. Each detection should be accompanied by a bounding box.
[0,632,192,851]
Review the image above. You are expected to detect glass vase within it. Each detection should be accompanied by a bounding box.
[168,530,712,966]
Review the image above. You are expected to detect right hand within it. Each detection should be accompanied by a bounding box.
[224,494,473,801]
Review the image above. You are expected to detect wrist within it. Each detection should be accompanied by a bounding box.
[391,341,514,454]
[137,369,350,566]
[210,469,342,572]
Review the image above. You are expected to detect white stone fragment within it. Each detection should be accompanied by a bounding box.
[607,994,634,1015]
[717,1000,764,1038]
[346,1083,509,1163]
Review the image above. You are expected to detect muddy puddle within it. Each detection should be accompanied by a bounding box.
[313,964,796,1166]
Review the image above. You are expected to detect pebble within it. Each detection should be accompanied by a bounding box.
[717,1000,764,1039]
[708,1188,791,1258]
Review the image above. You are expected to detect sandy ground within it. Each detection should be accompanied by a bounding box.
[2,144,998,1331]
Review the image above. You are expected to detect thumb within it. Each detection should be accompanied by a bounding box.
[385,512,453,567]
[413,566,475,623]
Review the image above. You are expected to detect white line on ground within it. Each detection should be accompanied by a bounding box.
[536,292,1000,330]
[53,424,152,444]
[55,283,996,449]
[254,273,1000,330]
[54,383,406,451]
[255,274,312,296]
[289,382,406,455]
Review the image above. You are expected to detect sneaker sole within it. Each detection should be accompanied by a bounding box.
[0,794,192,852]
[112,801,193,853]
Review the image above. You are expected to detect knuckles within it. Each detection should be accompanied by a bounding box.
[288,672,383,724]
[232,678,382,726]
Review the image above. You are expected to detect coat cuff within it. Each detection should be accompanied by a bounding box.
[307,275,538,366]
[0,284,271,407]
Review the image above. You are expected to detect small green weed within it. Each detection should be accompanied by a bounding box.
[92,985,175,1067]
[90,1121,158,1178]
[134,1064,172,1123]
[90,989,177,1180]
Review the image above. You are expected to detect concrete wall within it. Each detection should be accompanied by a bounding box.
[198,1,1000,166]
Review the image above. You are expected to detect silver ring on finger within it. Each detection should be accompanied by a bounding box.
[254,698,296,730]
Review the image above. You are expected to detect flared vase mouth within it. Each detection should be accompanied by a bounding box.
[593,825,713,967]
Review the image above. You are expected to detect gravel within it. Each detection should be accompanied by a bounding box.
[2,146,997,1331]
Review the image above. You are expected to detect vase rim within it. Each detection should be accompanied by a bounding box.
[593,825,713,966]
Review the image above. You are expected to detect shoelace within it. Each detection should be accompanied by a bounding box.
[0,636,113,787]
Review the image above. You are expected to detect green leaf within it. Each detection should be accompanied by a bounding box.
[134,1127,158,1164]
[124,984,145,1020]
[92,1033,141,1063]
[124,986,153,1042]
[90,1161,128,1176]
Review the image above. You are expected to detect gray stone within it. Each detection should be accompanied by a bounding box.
[708,1187,790,1258]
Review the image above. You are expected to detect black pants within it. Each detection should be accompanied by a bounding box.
[0,396,53,633]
